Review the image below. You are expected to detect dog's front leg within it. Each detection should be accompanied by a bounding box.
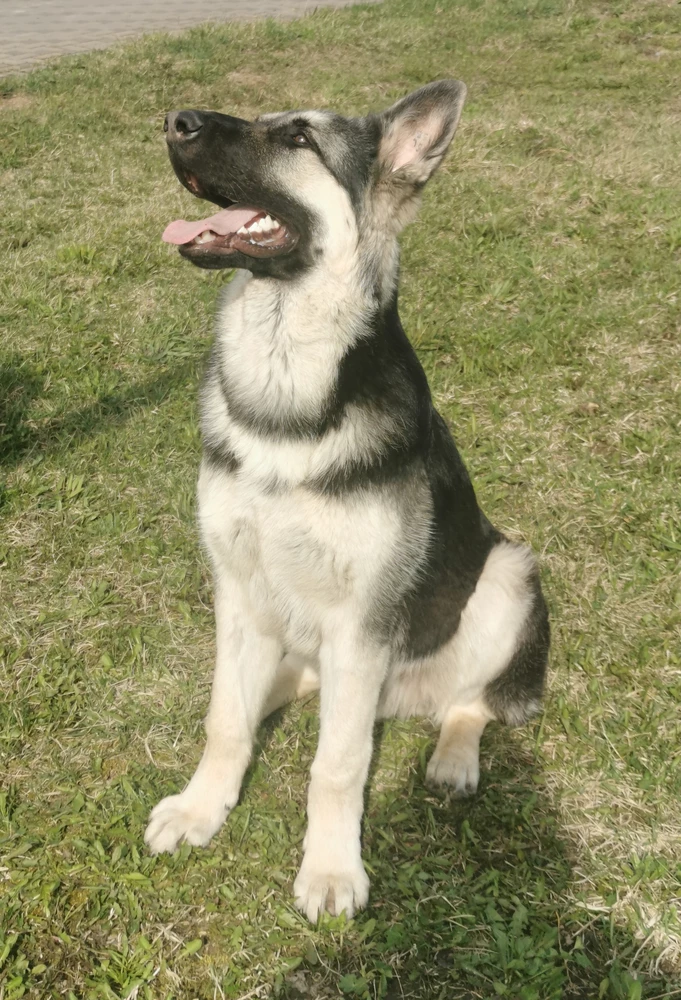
[294,625,389,921]
[145,579,282,854]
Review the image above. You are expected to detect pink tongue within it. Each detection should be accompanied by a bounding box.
[162,206,262,245]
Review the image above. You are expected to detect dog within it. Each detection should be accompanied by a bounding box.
[144,80,550,922]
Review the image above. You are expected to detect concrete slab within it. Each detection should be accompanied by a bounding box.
[2,0,371,75]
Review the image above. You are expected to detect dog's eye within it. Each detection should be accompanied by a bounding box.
[292,134,309,146]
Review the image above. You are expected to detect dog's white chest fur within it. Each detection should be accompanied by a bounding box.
[199,462,401,656]
[198,270,430,656]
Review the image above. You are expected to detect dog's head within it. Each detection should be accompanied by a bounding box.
[162,81,466,282]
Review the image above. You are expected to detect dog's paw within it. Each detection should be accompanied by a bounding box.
[144,792,229,855]
[293,861,369,922]
[426,745,480,797]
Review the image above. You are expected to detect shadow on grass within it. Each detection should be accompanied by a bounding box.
[254,715,666,1000]
[0,352,200,471]
[0,353,45,473]
[3,699,667,1000]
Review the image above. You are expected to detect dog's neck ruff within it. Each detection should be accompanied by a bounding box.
[200,253,427,495]
[215,265,375,433]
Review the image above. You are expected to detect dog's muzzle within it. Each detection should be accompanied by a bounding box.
[161,109,299,262]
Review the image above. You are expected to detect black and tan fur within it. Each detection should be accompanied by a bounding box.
[144,81,550,921]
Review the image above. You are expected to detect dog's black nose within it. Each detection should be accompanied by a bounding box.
[164,110,204,142]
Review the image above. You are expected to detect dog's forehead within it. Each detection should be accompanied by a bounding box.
[257,109,339,128]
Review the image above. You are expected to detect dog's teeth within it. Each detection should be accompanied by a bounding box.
[249,219,265,233]
[262,215,275,232]
[237,225,249,235]
[195,230,217,244]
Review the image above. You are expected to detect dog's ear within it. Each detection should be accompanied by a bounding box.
[377,80,466,186]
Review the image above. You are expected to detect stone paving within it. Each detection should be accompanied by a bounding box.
[2,0,371,75]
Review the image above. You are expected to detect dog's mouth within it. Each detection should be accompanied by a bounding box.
[162,203,297,260]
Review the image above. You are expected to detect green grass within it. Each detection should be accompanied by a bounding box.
[1,0,680,996]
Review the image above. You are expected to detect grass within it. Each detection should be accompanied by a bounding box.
[1,0,680,996]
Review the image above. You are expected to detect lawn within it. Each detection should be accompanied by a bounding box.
[1,0,680,997]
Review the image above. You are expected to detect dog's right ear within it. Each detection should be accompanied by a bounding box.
[377,80,467,187]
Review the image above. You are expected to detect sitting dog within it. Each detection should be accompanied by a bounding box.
[144,80,550,921]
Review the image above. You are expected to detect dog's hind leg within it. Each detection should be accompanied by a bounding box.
[145,578,283,854]
[426,699,493,795]
[261,654,319,719]
[425,541,548,795]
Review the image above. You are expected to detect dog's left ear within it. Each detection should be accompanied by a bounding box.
[378,80,467,186]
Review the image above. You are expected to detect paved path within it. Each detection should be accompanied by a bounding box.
[2,0,370,75]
